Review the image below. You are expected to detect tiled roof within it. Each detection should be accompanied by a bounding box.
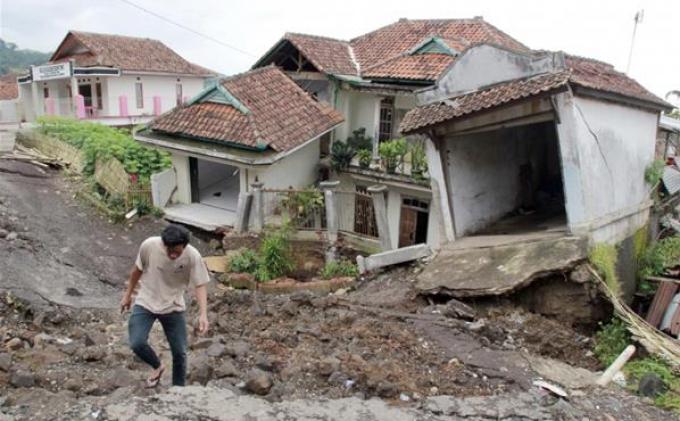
[400,71,571,133]
[361,53,455,81]
[351,18,529,79]
[0,74,18,101]
[150,66,343,153]
[50,31,213,76]
[565,54,669,108]
[285,33,358,76]
[255,18,528,82]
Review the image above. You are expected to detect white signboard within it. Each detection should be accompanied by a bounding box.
[32,62,72,81]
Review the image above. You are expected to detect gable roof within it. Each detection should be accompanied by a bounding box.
[149,66,343,153]
[400,71,571,133]
[253,18,528,82]
[50,31,214,76]
[0,74,19,101]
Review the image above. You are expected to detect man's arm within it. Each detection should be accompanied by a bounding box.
[194,284,209,334]
[120,266,142,313]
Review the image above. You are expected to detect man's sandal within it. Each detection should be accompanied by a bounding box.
[145,365,165,388]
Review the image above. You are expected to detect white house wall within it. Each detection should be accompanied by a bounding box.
[105,74,205,117]
[0,100,19,123]
[554,93,658,243]
[248,138,320,189]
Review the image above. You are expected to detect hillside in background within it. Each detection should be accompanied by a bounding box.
[0,39,50,75]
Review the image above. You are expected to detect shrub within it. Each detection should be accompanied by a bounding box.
[589,243,620,296]
[645,159,665,186]
[409,141,428,178]
[379,138,408,173]
[331,141,355,171]
[356,149,372,169]
[320,259,359,279]
[346,128,373,152]
[257,226,294,282]
[639,236,680,279]
[229,248,259,274]
[37,116,171,179]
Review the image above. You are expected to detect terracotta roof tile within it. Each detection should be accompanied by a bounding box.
[285,33,357,75]
[150,66,344,153]
[400,71,570,133]
[0,74,18,101]
[362,54,455,81]
[50,31,214,76]
[351,19,529,77]
[565,54,668,108]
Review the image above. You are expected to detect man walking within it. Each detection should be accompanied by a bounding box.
[120,224,210,387]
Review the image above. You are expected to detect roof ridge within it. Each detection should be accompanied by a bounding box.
[476,20,530,51]
[285,32,349,44]
[69,30,158,42]
[349,18,482,43]
[563,52,616,69]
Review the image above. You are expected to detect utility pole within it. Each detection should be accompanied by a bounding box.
[626,9,644,74]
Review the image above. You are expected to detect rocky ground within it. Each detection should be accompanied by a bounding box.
[0,159,676,420]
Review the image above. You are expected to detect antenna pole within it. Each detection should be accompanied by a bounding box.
[626,10,643,74]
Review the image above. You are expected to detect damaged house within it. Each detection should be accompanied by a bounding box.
[251,17,531,249]
[134,66,343,230]
[400,45,671,299]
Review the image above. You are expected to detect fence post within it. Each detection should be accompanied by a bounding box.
[320,181,340,261]
[234,192,253,233]
[368,184,392,251]
[251,180,264,233]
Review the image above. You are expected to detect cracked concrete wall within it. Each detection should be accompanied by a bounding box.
[554,93,657,243]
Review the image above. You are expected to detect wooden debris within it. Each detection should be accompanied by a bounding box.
[588,266,680,371]
[646,281,679,327]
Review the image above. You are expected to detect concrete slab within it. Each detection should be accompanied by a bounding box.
[164,203,236,232]
[0,131,16,154]
[416,236,588,297]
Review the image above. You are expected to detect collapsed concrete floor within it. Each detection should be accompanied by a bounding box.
[0,159,676,420]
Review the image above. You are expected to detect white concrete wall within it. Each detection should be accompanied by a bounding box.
[171,153,191,204]
[445,126,550,236]
[105,74,205,117]
[554,93,658,243]
[0,100,19,123]
[248,138,320,189]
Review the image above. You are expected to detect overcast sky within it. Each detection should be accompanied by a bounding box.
[1,0,677,101]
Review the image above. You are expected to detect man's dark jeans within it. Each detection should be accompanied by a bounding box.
[128,305,187,386]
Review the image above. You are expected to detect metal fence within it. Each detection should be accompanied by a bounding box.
[259,187,378,238]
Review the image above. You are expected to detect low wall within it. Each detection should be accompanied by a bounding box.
[16,130,85,173]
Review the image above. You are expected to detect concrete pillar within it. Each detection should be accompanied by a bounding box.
[153,96,162,116]
[234,192,253,233]
[251,180,264,233]
[320,181,340,261]
[75,95,86,119]
[30,75,41,119]
[70,75,78,114]
[368,184,392,251]
[119,95,129,117]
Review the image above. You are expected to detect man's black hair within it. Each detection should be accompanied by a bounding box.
[161,224,190,247]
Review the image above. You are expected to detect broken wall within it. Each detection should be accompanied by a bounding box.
[554,93,657,244]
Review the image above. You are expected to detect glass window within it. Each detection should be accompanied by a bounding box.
[379,97,394,142]
[135,82,144,109]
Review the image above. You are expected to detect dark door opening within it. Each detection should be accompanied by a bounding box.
[189,157,199,203]
[79,84,92,107]
[399,197,429,247]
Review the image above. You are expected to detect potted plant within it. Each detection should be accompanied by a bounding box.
[410,141,429,179]
[379,138,407,174]
[330,141,355,171]
[356,149,372,169]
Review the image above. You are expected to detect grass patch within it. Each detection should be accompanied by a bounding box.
[320,259,358,279]
[589,243,620,296]
[595,319,680,413]
[227,226,294,282]
[639,236,680,280]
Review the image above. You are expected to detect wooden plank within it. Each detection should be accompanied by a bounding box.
[645,282,679,328]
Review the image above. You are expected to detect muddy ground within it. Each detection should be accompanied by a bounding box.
[0,159,676,420]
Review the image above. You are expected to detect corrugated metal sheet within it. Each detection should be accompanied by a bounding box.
[662,166,680,195]
[646,282,679,328]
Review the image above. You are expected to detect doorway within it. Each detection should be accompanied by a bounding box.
[189,157,240,211]
[399,197,429,247]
